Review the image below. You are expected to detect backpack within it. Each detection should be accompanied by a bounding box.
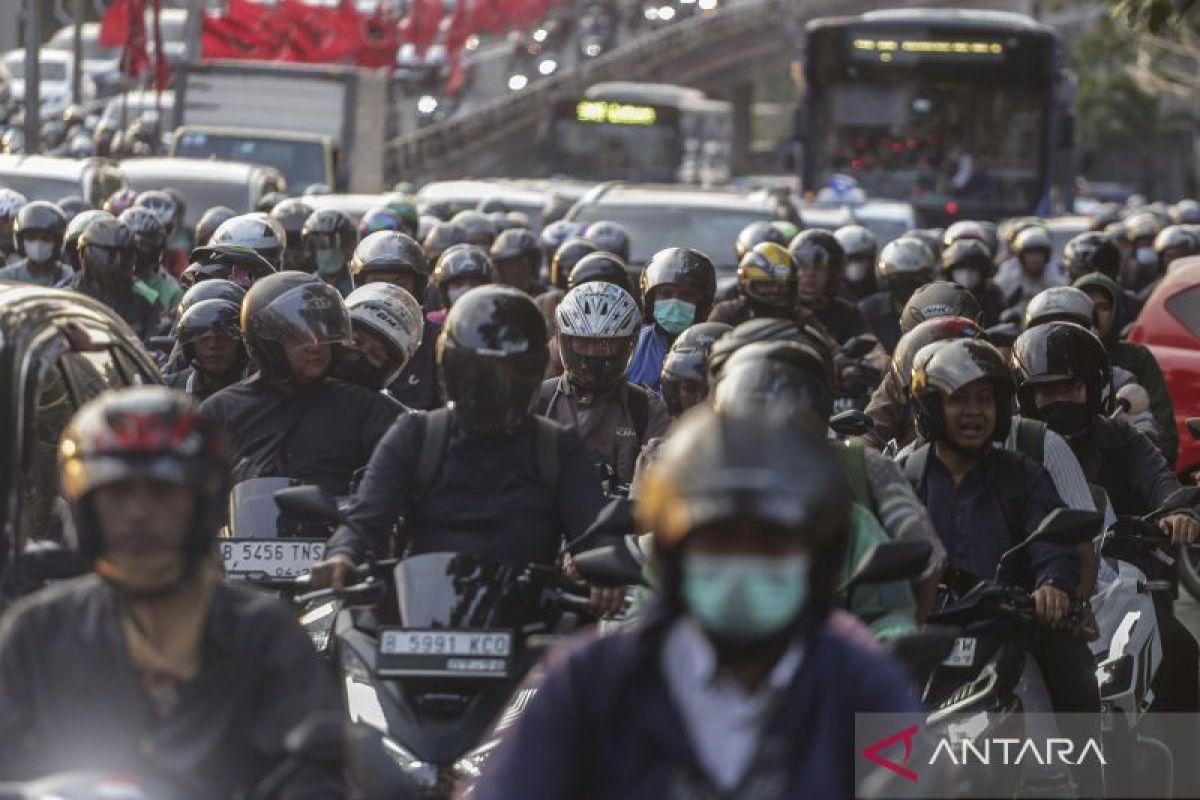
[902,442,1030,540]
[1012,417,1046,464]
[840,440,873,510]
[413,408,562,495]
[535,379,651,444]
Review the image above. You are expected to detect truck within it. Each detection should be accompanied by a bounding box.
[174,60,392,193]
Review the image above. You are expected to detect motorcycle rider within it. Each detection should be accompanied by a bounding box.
[659,321,732,416]
[897,338,1098,718]
[834,223,879,301]
[428,244,499,327]
[164,299,248,401]
[200,271,403,493]
[628,247,716,392]
[583,220,632,263]
[0,387,341,796]
[708,241,798,326]
[452,209,498,249]
[331,282,424,401]
[133,190,187,277]
[858,235,936,354]
[1139,223,1200,302]
[539,282,670,487]
[312,286,610,596]
[0,188,28,265]
[734,220,788,262]
[270,198,315,273]
[0,200,71,286]
[1062,231,1143,331]
[995,224,1064,317]
[119,207,183,316]
[490,227,544,294]
[301,209,358,297]
[71,216,161,340]
[1121,211,1162,293]
[180,244,277,292]
[791,229,873,345]
[475,404,919,799]
[940,238,1005,325]
[1012,322,1200,712]
[1074,272,1178,466]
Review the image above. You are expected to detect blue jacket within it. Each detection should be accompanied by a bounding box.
[475,607,919,800]
[625,325,671,392]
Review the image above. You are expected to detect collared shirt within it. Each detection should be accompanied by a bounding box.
[661,619,804,792]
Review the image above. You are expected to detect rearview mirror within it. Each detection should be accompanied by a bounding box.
[830,409,873,437]
[842,540,932,596]
[275,485,342,527]
[572,539,646,588]
[146,335,175,355]
[1028,508,1104,547]
[841,334,878,360]
[1186,417,1200,441]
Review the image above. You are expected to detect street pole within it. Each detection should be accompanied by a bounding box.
[23,0,41,153]
[71,0,83,105]
[177,0,204,130]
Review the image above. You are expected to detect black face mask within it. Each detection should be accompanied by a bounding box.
[329,347,386,391]
[1037,400,1092,439]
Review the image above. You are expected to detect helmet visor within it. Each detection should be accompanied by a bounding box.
[81,243,133,281]
[249,283,351,351]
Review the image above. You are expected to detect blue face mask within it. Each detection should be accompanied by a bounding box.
[681,552,810,644]
[653,298,696,335]
[314,249,344,277]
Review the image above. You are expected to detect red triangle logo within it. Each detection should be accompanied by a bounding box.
[863,724,920,782]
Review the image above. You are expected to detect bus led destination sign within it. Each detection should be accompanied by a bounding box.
[851,37,1005,63]
[576,100,659,126]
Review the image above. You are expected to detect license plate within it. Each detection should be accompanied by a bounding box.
[942,636,977,668]
[220,538,326,579]
[377,628,513,678]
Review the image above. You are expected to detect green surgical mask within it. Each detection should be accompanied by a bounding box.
[681,552,810,644]
[653,298,696,335]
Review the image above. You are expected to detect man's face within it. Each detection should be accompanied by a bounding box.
[92,477,194,589]
[285,342,331,383]
[193,333,241,378]
[1020,250,1048,278]
[942,378,997,452]
[352,327,391,369]
[1032,378,1087,409]
[1083,287,1115,338]
[796,262,830,303]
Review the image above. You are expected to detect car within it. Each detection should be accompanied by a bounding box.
[2,49,96,119]
[1129,255,1200,478]
[0,284,161,600]
[416,178,594,231]
[566,182,780,276]
[0,155,128,208]
[119,157,288,230]
[170,126,337,196]
[43,23,123,98]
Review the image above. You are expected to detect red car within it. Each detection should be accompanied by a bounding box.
[1128,255,1200,478]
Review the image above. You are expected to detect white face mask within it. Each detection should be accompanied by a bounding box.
[845,260,870,282]
[951,267,981,289]
[24,240,53,264]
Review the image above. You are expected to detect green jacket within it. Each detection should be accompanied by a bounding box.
[141,269,183,315]
[1074,272,1178,467]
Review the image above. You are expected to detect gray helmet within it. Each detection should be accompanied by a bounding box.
[1024,286,1094,329]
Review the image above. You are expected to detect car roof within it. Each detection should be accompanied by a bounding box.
[417,178,590,206]
[0,154,100,178]
[0,283,143,344]
[303,194,388,220]
[575,182,775,212]
[119,157,275,182]
[173,125,331,145]
[5,49,72,64]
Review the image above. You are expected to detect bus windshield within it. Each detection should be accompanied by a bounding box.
[551,105,681,183]
[813,79,1046,211]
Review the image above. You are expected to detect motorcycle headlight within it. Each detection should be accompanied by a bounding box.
[698,0,717,9]
[532,28,549,43]
[508,74,529,91]
[417,95,439,115]
[644,7,659,20]
[538,59,558,76]
[382,735,440,789]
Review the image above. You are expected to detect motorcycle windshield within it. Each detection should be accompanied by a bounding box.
[227,477,297,539]
[394,552,541,629]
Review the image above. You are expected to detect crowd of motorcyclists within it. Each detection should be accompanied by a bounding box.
[0,143,1198,797]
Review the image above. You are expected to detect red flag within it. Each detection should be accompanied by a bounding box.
[443,0,471,56]
[357,4,402,68]
[401,0,443,57]
[99,0,133,47]
[118,0,151,78]
[151,0,170,89]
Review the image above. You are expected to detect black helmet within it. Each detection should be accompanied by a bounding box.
[301,209,357,279]
[1012,322,1110,436]
[900,280,983,334]
[177,298,246,372]
[451,210,497,248]
[64,209,111,272]
[737,242,797,314]
[735,220,789,262]
[489,227,542,292]
[437,285,548,435]
[911,338,1014,443]
[940,238,993,290]
[78,216,135,284]
[118,207,167,277]
[1154,224,1200,271]
[659,321,732,415]
[270,198,314,271]
[350,231,430,299]
[56,195,91,224]
[567,251,633,295]
[541,220,584,280]
[241,271,351,381]
[477,197,510,214]
[256,191,288,213]
[542,192,573,226]
[421,200,457,221]
[712,338,834,423]
[707,316,833,386]
[877,236,936,304]
[211,213,286,270]
[14,200,66,263]
[551,237,599,290]
[1062,232,1121,281]
[183,244,277,290]
[583,220,631,263]
[432,244,498,308]
[133,190,178,237]
[640,247,717,322]
[789,229,845,303]
[1024,286,1094,329]
[422,221,470,267]
[891,316,983,394]
[358,206,405,238]
[636,404,850,626]
[195,206,237,248]
[177,278,246,320]
[58,387,229,592]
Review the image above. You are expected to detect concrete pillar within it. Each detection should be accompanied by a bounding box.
[730,81,754,175]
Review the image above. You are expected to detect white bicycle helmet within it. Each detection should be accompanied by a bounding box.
[344,282,424,386]
[555,281,641,390]
[211,213,285,270]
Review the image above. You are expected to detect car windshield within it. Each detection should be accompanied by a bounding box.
[6,59,69,82]
[572,202,775,270]
[47,28,120,60]
[0,172,77,203]
[173,132,323,193]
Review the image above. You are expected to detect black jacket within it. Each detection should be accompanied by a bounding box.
[327,410,607,565]
[0,575,343,798]
[1069,416,1182,517]
[388,318,443,410]
[808,296,870,345]
[71,275,160,340]
[200,375,403,494]
[857,291,902,354]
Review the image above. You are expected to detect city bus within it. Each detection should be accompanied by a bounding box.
[546,82,733,185]
[798,9,1073,226]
